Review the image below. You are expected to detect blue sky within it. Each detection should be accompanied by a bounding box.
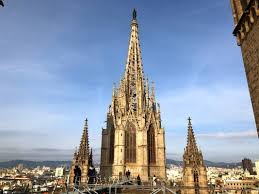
[0,0,258,162]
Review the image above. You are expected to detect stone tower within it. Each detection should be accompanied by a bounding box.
[230,0,259,137]
[182,118,208,194]
[69,118,90,184]
[100,9,166,181]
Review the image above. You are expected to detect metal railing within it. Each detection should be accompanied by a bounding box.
[66,176,259,194]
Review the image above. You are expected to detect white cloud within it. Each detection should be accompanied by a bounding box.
[198,129,257,139]
[158,84,254,129]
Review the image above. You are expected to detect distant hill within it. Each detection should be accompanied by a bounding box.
[0,160,70,169]
[0,159,242,169]
[166,159,242,168]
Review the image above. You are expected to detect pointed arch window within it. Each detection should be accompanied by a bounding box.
[193,170,200,194]
[148,125,156,164]
[125,123,136,163]
[109,124,115,163]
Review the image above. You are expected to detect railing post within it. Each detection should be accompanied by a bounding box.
[109,185,112,194]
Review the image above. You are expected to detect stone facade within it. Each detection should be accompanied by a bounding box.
[182,118,208,194]
[69,119,91,184]
[230,0,259,137]
[100,10,166,181]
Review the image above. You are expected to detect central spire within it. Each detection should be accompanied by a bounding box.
[124,9,144,112]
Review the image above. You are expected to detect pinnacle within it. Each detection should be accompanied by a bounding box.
[186,117,199,155]
[188,117,192,126]
[132,9,137,21]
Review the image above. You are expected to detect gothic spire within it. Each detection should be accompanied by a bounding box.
[183,117,206,168]
[182,118,208,192]
[124,9,144,111]
[186,117,199,154]
[78,118,89,160]
[145,77,149,107]
[151,81,155,103]
[88,148,93,167]
[73,147,78,158]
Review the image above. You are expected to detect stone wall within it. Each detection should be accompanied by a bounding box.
[241,18,259,136]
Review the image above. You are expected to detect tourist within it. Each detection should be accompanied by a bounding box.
[152,175,157,187]
[137,175,141,185]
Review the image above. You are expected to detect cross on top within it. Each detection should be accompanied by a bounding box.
[188,117,191,122]
[188,117,192,126]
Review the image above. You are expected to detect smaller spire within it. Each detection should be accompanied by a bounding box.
[74,147,78,157]
[79,118,89,160]
[145,77,149,107]
[112,83,117,98]
[151,81,155,102]
[89,148,93,167]
[185,117,199,157]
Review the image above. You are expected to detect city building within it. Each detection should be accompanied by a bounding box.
[225,179,259,194]
[55,167,65,177]
[182,118,208,194]
[256,160,259,176]
[100,9,166,181]
[230,0,259,138]
[242,158,254,175]
[69,118,91,184]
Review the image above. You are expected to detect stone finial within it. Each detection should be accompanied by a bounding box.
[132,9,137,20]
[188,117,192,126]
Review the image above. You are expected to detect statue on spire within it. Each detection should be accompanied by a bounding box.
[188,117,192,126]
[132,9,137,20]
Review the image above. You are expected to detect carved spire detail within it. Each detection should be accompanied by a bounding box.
[88,148,93,167]
[78,118,89,161]
[183,117,204,167]
[182,117,208,193]
[186,117,198,154]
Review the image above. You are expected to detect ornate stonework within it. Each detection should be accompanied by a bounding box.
[69,119,90,184]
[230,0,259,138]
[182,118,208,194]
[100,9,166,181]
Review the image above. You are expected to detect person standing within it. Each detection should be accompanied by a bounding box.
[137,175,141,185]
[152,175,157,187]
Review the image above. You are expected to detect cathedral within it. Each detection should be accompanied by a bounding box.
[182,118,208,194]
[69,118,93,184]
[100,9,166,181]
[230,0,259,138]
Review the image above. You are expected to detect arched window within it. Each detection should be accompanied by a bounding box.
[148,125,156,164]
[109,124,115,163]
[125,123,136,163]
[193,170,199,194]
